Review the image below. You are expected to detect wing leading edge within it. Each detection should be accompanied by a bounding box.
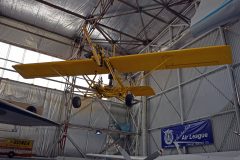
[13,45,232,79]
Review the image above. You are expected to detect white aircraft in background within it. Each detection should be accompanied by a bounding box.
[191,0,240,37]
[0,99,59,126]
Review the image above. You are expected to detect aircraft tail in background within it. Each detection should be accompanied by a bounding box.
[191,0,240,37]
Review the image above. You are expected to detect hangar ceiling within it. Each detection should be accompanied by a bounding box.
[0,0,194,58]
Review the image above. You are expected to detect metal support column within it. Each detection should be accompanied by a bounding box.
[177,69,184,124]
[177,68,187,154]
[141,73,147,156]
[219,27,240,132]
[133,98,142,156]
[141,45,151,156]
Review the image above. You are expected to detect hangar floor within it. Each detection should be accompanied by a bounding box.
[0,151,240,160]
[0,158,55,160]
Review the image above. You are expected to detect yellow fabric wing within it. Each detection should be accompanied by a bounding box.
[13,59,109,79]
[13,45,232,79]
[109,45,232,73]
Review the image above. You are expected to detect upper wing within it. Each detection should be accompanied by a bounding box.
[13,45,232,78]
[109,45,232,73]
[13,58,109,78]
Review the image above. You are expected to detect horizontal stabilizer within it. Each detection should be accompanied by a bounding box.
[0,99,59,126]
[127,86,155,96]
[13,45,232,78]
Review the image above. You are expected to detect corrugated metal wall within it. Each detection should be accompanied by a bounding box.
[148,20,240,155]
[0,17,74,60]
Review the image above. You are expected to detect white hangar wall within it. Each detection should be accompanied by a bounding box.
[64,99,111,157]
[147,20,240,155]
[0,78,123,157]
[0,79,63,156]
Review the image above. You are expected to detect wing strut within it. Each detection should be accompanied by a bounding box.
[82,24,101,66]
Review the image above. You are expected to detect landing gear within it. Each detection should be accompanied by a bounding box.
[8,151,15,158]
[26,106,37,113]
[125,93,134,107]
[108,73,113,87]
[72,96,81,108]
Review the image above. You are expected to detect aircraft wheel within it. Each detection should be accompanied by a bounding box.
[72,96,81,108]
[125,93,134,107]
[8,151,15,158]
[26,106,37,113]
[108,74,113,86]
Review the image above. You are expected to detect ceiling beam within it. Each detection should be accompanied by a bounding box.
[35,0,87,20]
[169,0,194,7]
[90,5,165,20]
[153,0,190,24]
[118,0,168,24]
[97,23,144,43]
[136,0,148,40]
[34,0,145,43]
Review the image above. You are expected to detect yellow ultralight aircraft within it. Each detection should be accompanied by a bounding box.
[13,25,232,107]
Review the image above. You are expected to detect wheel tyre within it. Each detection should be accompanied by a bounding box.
[72,96,81,108]
[26,106,37,113]
[108,74,113,80]
[8,151,15,158]
[125,94,134,107]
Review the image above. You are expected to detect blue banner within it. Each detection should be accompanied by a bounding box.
[161,119,213,148]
